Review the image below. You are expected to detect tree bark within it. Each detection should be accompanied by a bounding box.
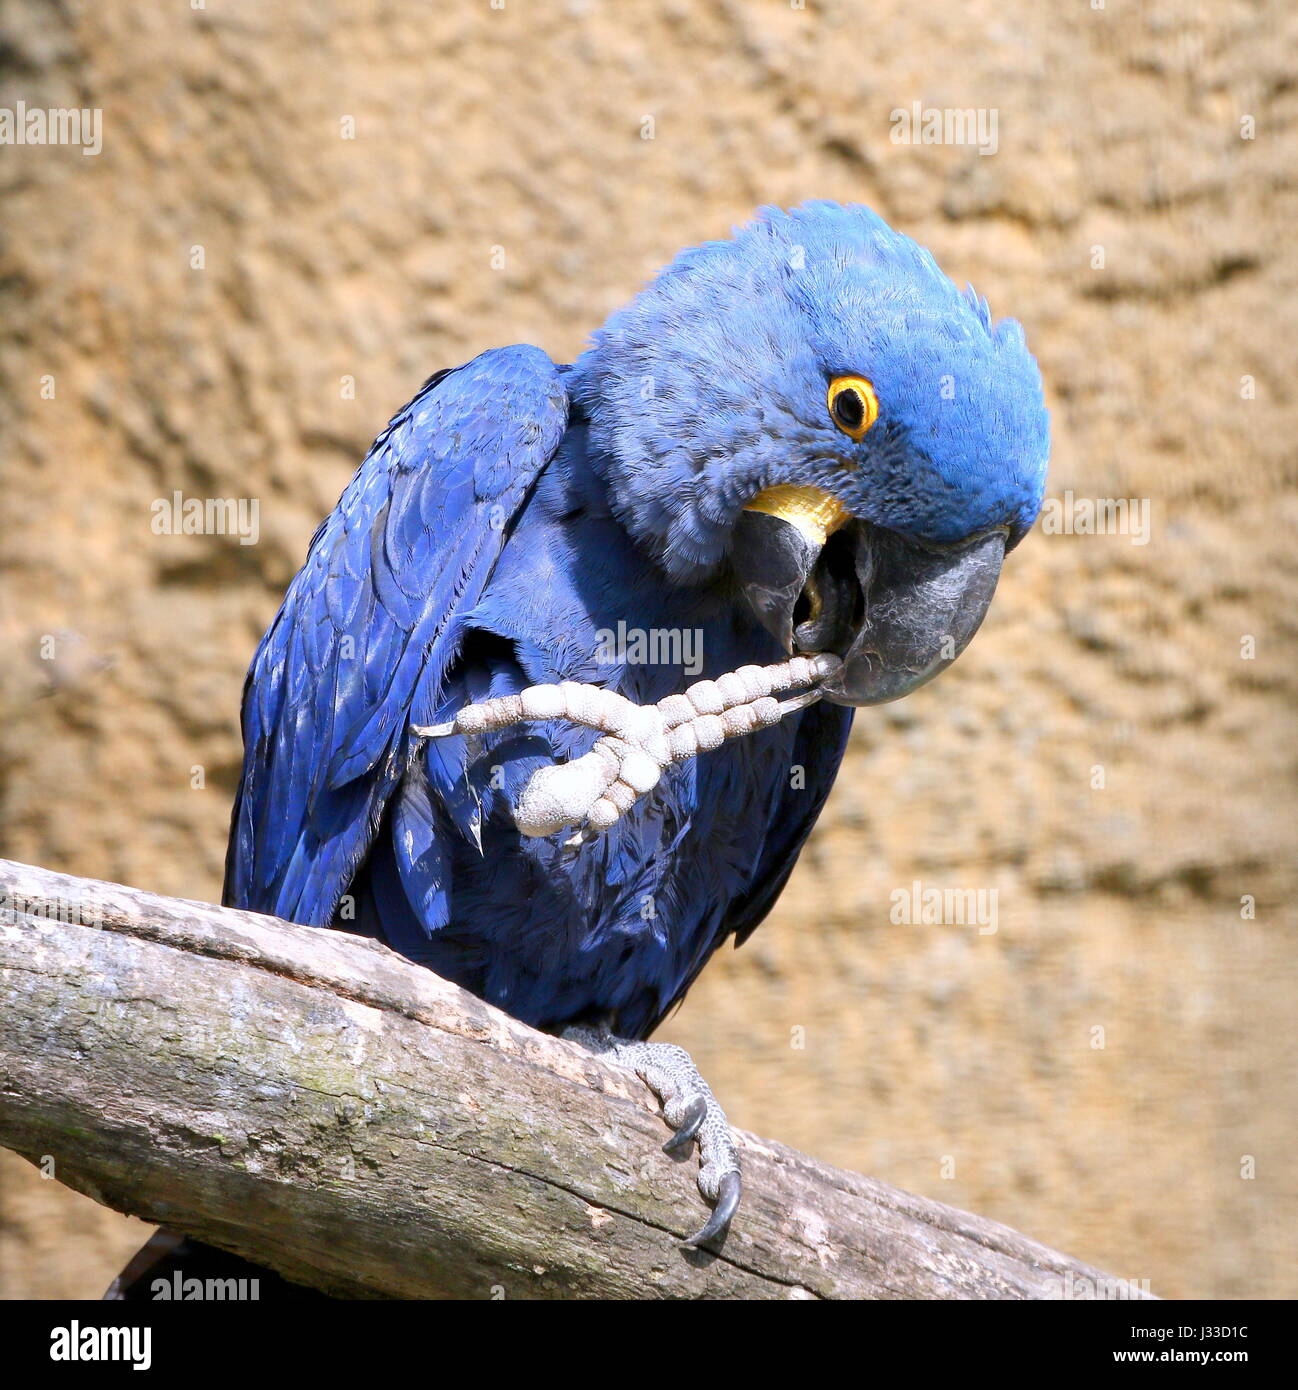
[0,857,1150,1300]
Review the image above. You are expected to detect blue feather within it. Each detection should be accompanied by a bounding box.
[224,202,1048,1038]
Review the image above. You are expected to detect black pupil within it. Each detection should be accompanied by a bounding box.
[834,388,864,429]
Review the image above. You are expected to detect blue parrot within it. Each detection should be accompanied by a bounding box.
[229,200,1048,1246]
[112,203,1049,1293]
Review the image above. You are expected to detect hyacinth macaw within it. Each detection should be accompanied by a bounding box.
[114,203,1048,1292]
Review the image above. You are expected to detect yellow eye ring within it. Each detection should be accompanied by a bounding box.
[827,375,879,442]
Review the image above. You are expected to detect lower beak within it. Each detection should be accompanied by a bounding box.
[730,513,1007,707]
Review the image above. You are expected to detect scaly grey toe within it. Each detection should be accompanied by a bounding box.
[564,1025,742,1246]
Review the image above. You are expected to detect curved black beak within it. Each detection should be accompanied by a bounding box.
[731,512,1007,707]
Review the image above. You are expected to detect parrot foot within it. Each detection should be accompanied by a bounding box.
[564,1024,742,1248]
[414,653,841,845]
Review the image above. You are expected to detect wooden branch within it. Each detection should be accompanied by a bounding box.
[0,857,1149,1300]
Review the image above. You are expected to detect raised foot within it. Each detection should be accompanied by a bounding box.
[565,1025,742,1248]
[413,654,842,847]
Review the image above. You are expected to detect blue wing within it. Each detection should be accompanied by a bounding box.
[223,346,569,923]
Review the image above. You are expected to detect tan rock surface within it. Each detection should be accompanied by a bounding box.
[0,0,1293,1299]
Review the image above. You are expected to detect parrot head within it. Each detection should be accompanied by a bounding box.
[569,201,1050,705]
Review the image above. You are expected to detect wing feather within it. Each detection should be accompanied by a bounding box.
[223,345,568,924]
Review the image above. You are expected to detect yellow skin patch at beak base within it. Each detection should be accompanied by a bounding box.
[741,485,853,547]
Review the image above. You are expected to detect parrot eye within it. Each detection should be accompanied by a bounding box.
[827,375,879,443]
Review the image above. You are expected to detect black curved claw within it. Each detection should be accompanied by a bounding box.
[662,1095,708,1154]
[682,1169,742,1249]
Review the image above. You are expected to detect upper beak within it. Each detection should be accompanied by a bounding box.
[730,511,1007,707]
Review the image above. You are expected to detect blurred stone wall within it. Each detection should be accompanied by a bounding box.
[1,0,1294,1299]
